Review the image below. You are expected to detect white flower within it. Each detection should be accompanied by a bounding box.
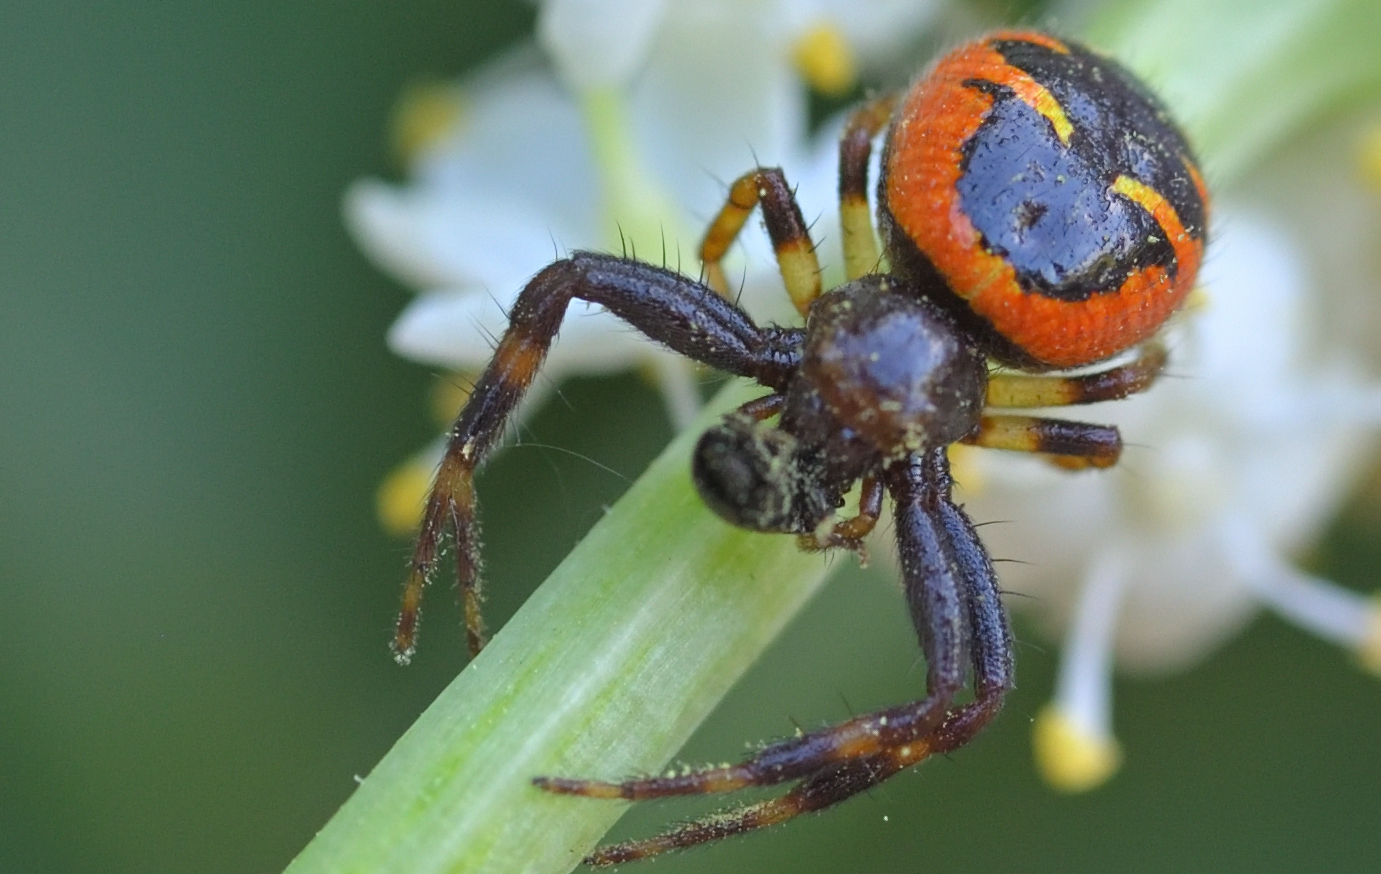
[954,136,1381,790]
[346,48,730,429]
[348,4,943,534]
[537,0,944,96]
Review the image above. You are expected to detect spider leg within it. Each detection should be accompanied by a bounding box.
[891,559,1013,786]
[796,474,883,563]
[581,753,906,867]
[540,447,1012,864]
[779,449,1014,804]
[699,168,822,317]
[533,676,959,801]
[395,253,804,662]
[838,93,897,280]
[963,414,1123,469]
[966,341,1167,470]
[537,453,968,798]
[916,448,1016,713]
[583,704,1012,867]
[985,341,1166,408]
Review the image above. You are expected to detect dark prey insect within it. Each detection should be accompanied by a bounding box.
[393,30,1207,866]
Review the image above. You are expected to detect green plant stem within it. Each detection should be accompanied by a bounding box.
[284,382,834,874]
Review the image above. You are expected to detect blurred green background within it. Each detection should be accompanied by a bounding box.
[3,2,1379,873]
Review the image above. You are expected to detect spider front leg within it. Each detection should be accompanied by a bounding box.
[537,447,1013,865]
[796,474,883,563]
[394,252,803,661]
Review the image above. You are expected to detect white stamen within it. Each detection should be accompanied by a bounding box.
[1219,513,1373,648]
[1053,548,1127,740]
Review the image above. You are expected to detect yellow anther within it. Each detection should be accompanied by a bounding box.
[1356,592,1381,676]
[377,457,435,537]
[1032,705,1122,793]
[390,80,466,167]
[792,22,857,98]
[1359,124,1381,193]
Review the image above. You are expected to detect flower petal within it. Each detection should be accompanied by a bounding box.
[345,179,586,293]
[625,2,807,223]
[409,56,599,229]
[537,0,671,89]
[802,0,945,69]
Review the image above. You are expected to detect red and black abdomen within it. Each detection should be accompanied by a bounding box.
[879,30,1208,369]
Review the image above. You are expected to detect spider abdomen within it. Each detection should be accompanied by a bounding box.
[879,30,1207,369]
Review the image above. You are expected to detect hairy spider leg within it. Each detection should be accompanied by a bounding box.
[964,415,1123,470]
[546,447,1013,867]
[698,168,822,317]
[577,751,908,867]
[394,253,804,661]
[966,342,1168,470]
[837,93,897,280]
[985,342,1166,408]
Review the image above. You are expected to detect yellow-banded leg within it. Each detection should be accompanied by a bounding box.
[985,342,1166,407]
[838,93,897,280]
[966,342,1168,469]
[699,168,822,318]
[964,415,1122,470]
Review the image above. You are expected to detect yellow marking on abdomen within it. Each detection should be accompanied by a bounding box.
[1007,75,1074,145]
[1112,174,1188,244]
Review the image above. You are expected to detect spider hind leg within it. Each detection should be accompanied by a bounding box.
[967,341,1169,470]
[537,447,1014,864]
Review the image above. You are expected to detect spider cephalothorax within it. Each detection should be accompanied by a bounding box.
[692,275,988,543]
